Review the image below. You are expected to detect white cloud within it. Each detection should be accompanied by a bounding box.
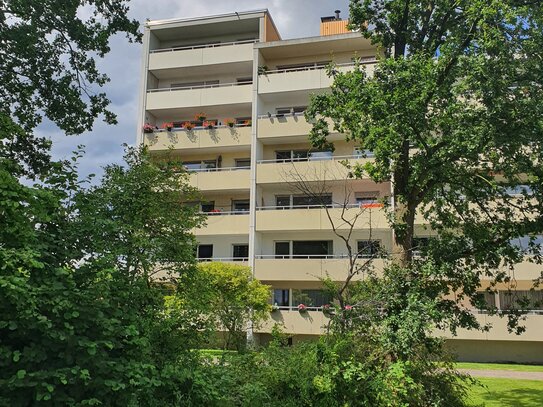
[44,0,351,180]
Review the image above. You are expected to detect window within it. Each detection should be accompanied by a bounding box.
[275,150,311,162]
[275,195,291,208]
[197,244,213,260]
[357,240,381,258]
[235,158,251,168]
[276,151,292,162]
[273,289,290,307]
[275,241,290,259]
[504,185,533,196]
[183,160,217,171]
[292,194,332,207]
[499,290,543,310]
[510,235,543,254]
[200,202,215,212]
[232,200,250,213]
[309,151,333,161]
[292,241,332,258]
[292,289,331,307]
[233,244,249,260]
[356,192,381,207]
[292,150,309,160]
[476,291,496,309]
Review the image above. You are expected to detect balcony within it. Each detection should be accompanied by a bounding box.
[149,40,256,71]
[195,212,249,236]
[144,125,252,151]
[258,62,374,94]
[437,313,543,342]
[189,167,250,191]
[257,113,313,140]
[146,82,252,111]
[197,257,249,263]
[258,309,327,335]
[254,256,385,281]
[255,205,389,232]
[257,155,371,183]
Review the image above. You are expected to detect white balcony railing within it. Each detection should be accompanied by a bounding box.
[197,257,249,262]
[257,154,363,164]
[188,166,250,173]
[150,39,258,54]
[263,61,359,75]
[199,210,250,216]
[148,80,252,94]
[256,203,383,211]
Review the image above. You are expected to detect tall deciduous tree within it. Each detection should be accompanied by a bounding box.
[0,0,140,175]
[306,0,543,332]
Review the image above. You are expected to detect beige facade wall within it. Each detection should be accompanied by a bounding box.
[144,126,252,152]
[149,42,254,71]
[140,12,543,363]
[446,340,543,364]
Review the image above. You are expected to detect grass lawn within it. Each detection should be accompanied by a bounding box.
[467,378,543,407]
[457,362,543,372]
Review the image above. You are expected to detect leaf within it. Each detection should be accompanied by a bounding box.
[16,370,26,379]
[13,351,21,362]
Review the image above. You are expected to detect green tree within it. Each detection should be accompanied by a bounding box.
[0,148,205,405]
[193,262,271,351]
[307,0,543,332]
[0,0,140,176]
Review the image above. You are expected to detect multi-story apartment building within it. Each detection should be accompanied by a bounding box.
[137,9,543,363]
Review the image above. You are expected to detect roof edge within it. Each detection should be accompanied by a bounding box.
[145,9,268,28]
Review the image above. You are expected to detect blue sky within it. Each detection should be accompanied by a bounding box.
[42,0,351,179]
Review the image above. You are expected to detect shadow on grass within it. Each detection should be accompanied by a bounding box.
[470,380,543,407]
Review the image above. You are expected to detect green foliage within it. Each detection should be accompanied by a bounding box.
[191,262,271,351]
[194,336,471,407]
[0,1,140,176]
[0,148,204,405]
[307,0,543,331]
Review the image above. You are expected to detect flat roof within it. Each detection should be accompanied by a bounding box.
[145,9,268,28]
[256,32,374,59]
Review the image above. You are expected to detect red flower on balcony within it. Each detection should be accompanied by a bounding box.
[224,118,236,128]
[162,122,174,131]
[203,120,216,129]
[183,122,194,131]
[143,123,155,133]
[297,304,307,312]
[195,112,207,121]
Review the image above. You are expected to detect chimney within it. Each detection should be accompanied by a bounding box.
[320,10,350,36]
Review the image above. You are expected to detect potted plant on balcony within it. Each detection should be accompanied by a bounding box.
[243,119,252,127]
[203,120,215,130]
[143,123,155,133]
[183,121,194,131]
[322,304,335,317]
[271,304,280,313]
[297,303,307,313]
[195,112,207,122]
[224,118,236,128]
[162,122,174,131]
